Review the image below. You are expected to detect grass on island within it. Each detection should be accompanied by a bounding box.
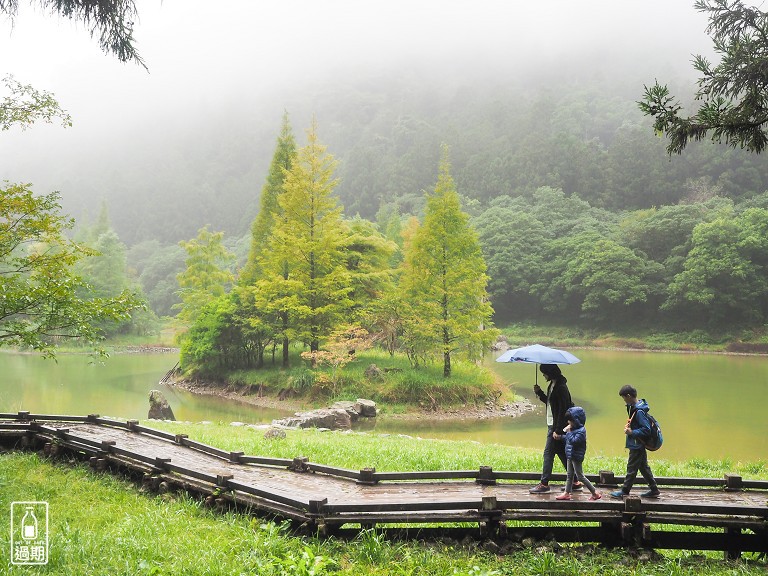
[190,347,513,415]
[2,422,767,575]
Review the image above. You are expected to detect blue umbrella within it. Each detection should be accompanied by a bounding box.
[495,344,580,385]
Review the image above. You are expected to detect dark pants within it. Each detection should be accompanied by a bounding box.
[621,447,658,494]
[540,425,567,484]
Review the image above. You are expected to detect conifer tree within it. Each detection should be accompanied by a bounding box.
[241,112,296,285]
[175,226,234,329]
[256,119,352,359]
[400,145,495,377]
[239,114,297,365]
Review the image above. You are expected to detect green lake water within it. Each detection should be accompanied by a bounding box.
[0,351,289,424]
[370,349,768,463]
[1,349,766,462]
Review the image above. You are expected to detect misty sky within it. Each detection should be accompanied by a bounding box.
[1,1,715,219]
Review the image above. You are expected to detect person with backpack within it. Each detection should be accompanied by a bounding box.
[554,406,602,501]
[610,385,661,499]
[529,364,582,493]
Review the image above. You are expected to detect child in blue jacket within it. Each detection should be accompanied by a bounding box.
[555,406,602,500]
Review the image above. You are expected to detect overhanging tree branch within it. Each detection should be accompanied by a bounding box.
[0,0,145,68]
[639,0,768,154]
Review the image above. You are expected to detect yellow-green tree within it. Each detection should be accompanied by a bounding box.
[175,226,234,329]
[256,119,352,358]
[400,146,495,377]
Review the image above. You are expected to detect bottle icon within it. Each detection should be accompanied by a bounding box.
[21,506,38,540]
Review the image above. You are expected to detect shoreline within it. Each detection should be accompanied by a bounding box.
[167,377,538,422]
[164,342,768,422]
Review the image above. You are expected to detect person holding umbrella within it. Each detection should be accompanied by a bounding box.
[529,363,582,493]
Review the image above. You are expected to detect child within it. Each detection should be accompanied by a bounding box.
[555,406,602,501]
[610,384,660,499]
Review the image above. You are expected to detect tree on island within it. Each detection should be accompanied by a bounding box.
[240,113,297,366]
[640,0,768,154]
[255,119,352,358]
[400,145,496,377]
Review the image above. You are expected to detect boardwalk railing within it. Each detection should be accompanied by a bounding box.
[1,412,766,558]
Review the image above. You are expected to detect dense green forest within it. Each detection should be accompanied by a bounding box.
[56,70,768,248]
[52,68,768,348]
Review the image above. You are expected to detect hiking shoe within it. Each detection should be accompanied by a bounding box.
[641,489,661,498]
[609,490,626,499]
[560,482,584,492]
[529,483,551,493]
[555,492,571,501]
[589,491,602,501]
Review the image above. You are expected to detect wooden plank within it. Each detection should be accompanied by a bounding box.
[324,500,484,514]
[131,425,179,443]
[324,512,487,525]
[180,438,232,460]
[165,462,219,485]
[308,463,360,480]
[91,417,131,429]
[227,479,310,510]
[25,414,91,423]
[0,423,32,431]
[373,471,479,481]
[646,512,768,529]
[239,455,293,467]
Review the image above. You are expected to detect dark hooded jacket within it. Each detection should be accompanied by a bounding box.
[625,398,652,450]
[534,375,573,436]
[563,406,587,462]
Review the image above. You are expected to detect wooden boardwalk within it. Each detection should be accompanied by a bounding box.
[1,412,766,557]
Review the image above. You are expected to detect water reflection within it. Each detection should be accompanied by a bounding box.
[0,352,291,423]
[1,349,766,462]
[361,349,768,462]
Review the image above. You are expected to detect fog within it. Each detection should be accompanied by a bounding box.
[1,0,715,240]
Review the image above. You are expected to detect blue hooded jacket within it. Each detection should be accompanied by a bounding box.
[625,398,652,450]
[563,406,587,462]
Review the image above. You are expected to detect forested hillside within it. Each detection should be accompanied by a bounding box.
[40,66,768,247]
[8,59,768,337]
[88,64,763,337]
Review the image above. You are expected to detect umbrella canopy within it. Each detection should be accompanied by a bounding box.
[495,344,580,365]
[495,344,580,386]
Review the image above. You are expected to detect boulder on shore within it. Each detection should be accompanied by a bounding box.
[273,408,352,430]
[271,399,377,430]
[148,389,176,421]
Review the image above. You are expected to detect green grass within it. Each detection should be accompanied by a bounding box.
[219,347,510,413]
[3,423,765,575]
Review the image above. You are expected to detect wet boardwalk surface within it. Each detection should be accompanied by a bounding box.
[2,415,767,553]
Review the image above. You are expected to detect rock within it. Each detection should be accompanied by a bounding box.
[364,363,384,381]
[270,399,376,430]
[272,408,352,430]
[331,400,362,422]
[357,398,377,417]
[148,390,175,420]
[263,428,287,440]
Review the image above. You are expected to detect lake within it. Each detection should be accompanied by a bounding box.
[1,348,766,462]
[0,351,289,424]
